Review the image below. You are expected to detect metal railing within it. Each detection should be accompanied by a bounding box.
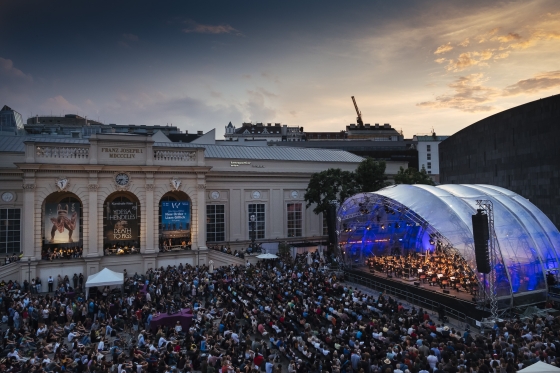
[344,271,473,328]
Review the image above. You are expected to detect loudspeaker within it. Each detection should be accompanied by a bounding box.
[443,289,450,294]
[414,282,420,286]
[472,210,491,274]
[326,204,338,245]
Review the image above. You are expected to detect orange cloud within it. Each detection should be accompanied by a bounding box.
[457,38,470,47]
[445,49,494,72]
[417,73,498,112]
[434,42,453,55]
[477,27,500,43]
[503,70,560,96]
[495,32,521,43]
[434,58,446,64]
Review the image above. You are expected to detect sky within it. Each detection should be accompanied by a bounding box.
[1,0,559,138]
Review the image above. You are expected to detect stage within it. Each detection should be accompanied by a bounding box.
[346,265,490,321]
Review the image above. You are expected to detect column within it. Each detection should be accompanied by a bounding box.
[196,182,207,250]
[144,183,156,253]
[87,183,99,256]
[22,181,36,259]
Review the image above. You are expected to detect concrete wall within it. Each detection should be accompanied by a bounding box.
[440,94,560,229]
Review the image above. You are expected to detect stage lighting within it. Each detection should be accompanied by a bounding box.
[430,239,435,245]
[381,224,385,229]
[366,226,371,230]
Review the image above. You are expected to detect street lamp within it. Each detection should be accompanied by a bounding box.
[250,214,256,252]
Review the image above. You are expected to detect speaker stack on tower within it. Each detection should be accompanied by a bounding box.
[472,209,491,274]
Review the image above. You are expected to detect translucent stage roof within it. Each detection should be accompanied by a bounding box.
[337,184,560,308]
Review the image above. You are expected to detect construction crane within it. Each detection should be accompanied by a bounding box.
[351,96,364,127]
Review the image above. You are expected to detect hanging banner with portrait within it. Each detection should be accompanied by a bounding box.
[161,201,191,238]
[44,203,81,244]
[104,201,140,242]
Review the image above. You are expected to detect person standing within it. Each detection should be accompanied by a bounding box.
[48,276,54,292]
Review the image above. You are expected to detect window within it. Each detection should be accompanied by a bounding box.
[207,205,225,242]
[427,162,432,169]
[248,204,265,240]
[427,153,431,160]
[428,171,432,174]
[287,203,303,237]
[427,145,431,151]
[322,213,329,236]
[0,209,21,254]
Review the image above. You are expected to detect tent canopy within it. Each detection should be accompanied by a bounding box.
[519,361,560,373]
[85,268,124,288]
[257,253,278,259]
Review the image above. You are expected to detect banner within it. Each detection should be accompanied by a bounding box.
[105,201,140,242]
[161,201,190,237]
[44,203,81,244]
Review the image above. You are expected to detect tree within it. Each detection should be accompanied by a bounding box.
[394,166,435,186]
[304,168,357,215]
[354,157,389,192]
[304,158,390,216]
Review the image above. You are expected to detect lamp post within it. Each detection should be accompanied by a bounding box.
[250,214,256,252]
[27,257,31,292]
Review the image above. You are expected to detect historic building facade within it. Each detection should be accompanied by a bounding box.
[0,133,383,285]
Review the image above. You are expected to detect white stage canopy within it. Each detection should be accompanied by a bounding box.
[519,361,560,373]
[85,268,124,298]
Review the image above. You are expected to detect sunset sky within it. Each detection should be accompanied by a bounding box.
[1,0,559,137]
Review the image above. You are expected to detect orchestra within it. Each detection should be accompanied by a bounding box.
[366,250,479,295]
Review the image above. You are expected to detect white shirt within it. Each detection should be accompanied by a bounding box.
[158,337,167,348]
[427,355,438,369]
[68,332,77,342]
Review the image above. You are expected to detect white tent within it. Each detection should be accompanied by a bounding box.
[256,253,278,259]
[85,268,124,299]
[519,362,560,373]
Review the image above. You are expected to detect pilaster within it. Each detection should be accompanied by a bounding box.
[87,179,99,257]
[196,177,207,250]
[144,178,156,253]
[22,178,36,259]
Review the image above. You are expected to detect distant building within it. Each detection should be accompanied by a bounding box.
[25,114,189,139]
[346,123,401,141]
[413,132,449,183]
[0,105,24,135]
[224,122,304,142]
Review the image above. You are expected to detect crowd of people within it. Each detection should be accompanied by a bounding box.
[208,245,246,259]
[367,252,479,295]
[0,250,558,373]
[41,246,84,261]
[3,254,20,266]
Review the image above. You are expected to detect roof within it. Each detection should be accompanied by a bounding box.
[154,142,364,163]
[415,135,449,141]
[0,134,364,163]
[85,268,124,287]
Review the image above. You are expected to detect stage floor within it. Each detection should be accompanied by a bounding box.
[353,265,476,303]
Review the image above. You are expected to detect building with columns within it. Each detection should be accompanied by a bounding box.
[0,132,409,286]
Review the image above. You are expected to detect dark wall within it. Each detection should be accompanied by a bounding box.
[440,94,560,229]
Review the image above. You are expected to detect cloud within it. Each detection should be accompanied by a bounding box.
[245,89,276,121]
[509,30,560,49]
[495,32,521,43]
[457,38,470,47]
[0,57,32,82]
[122,33,139,42]
[445,49,494,72]
[477,27,500,43]
[417,73,498,112]
[493,51,510,60]
[42,96,82,114]
[434,42,453,55]
[434,58,446,64]
[503,70,560,96]
[182,20,241,35]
